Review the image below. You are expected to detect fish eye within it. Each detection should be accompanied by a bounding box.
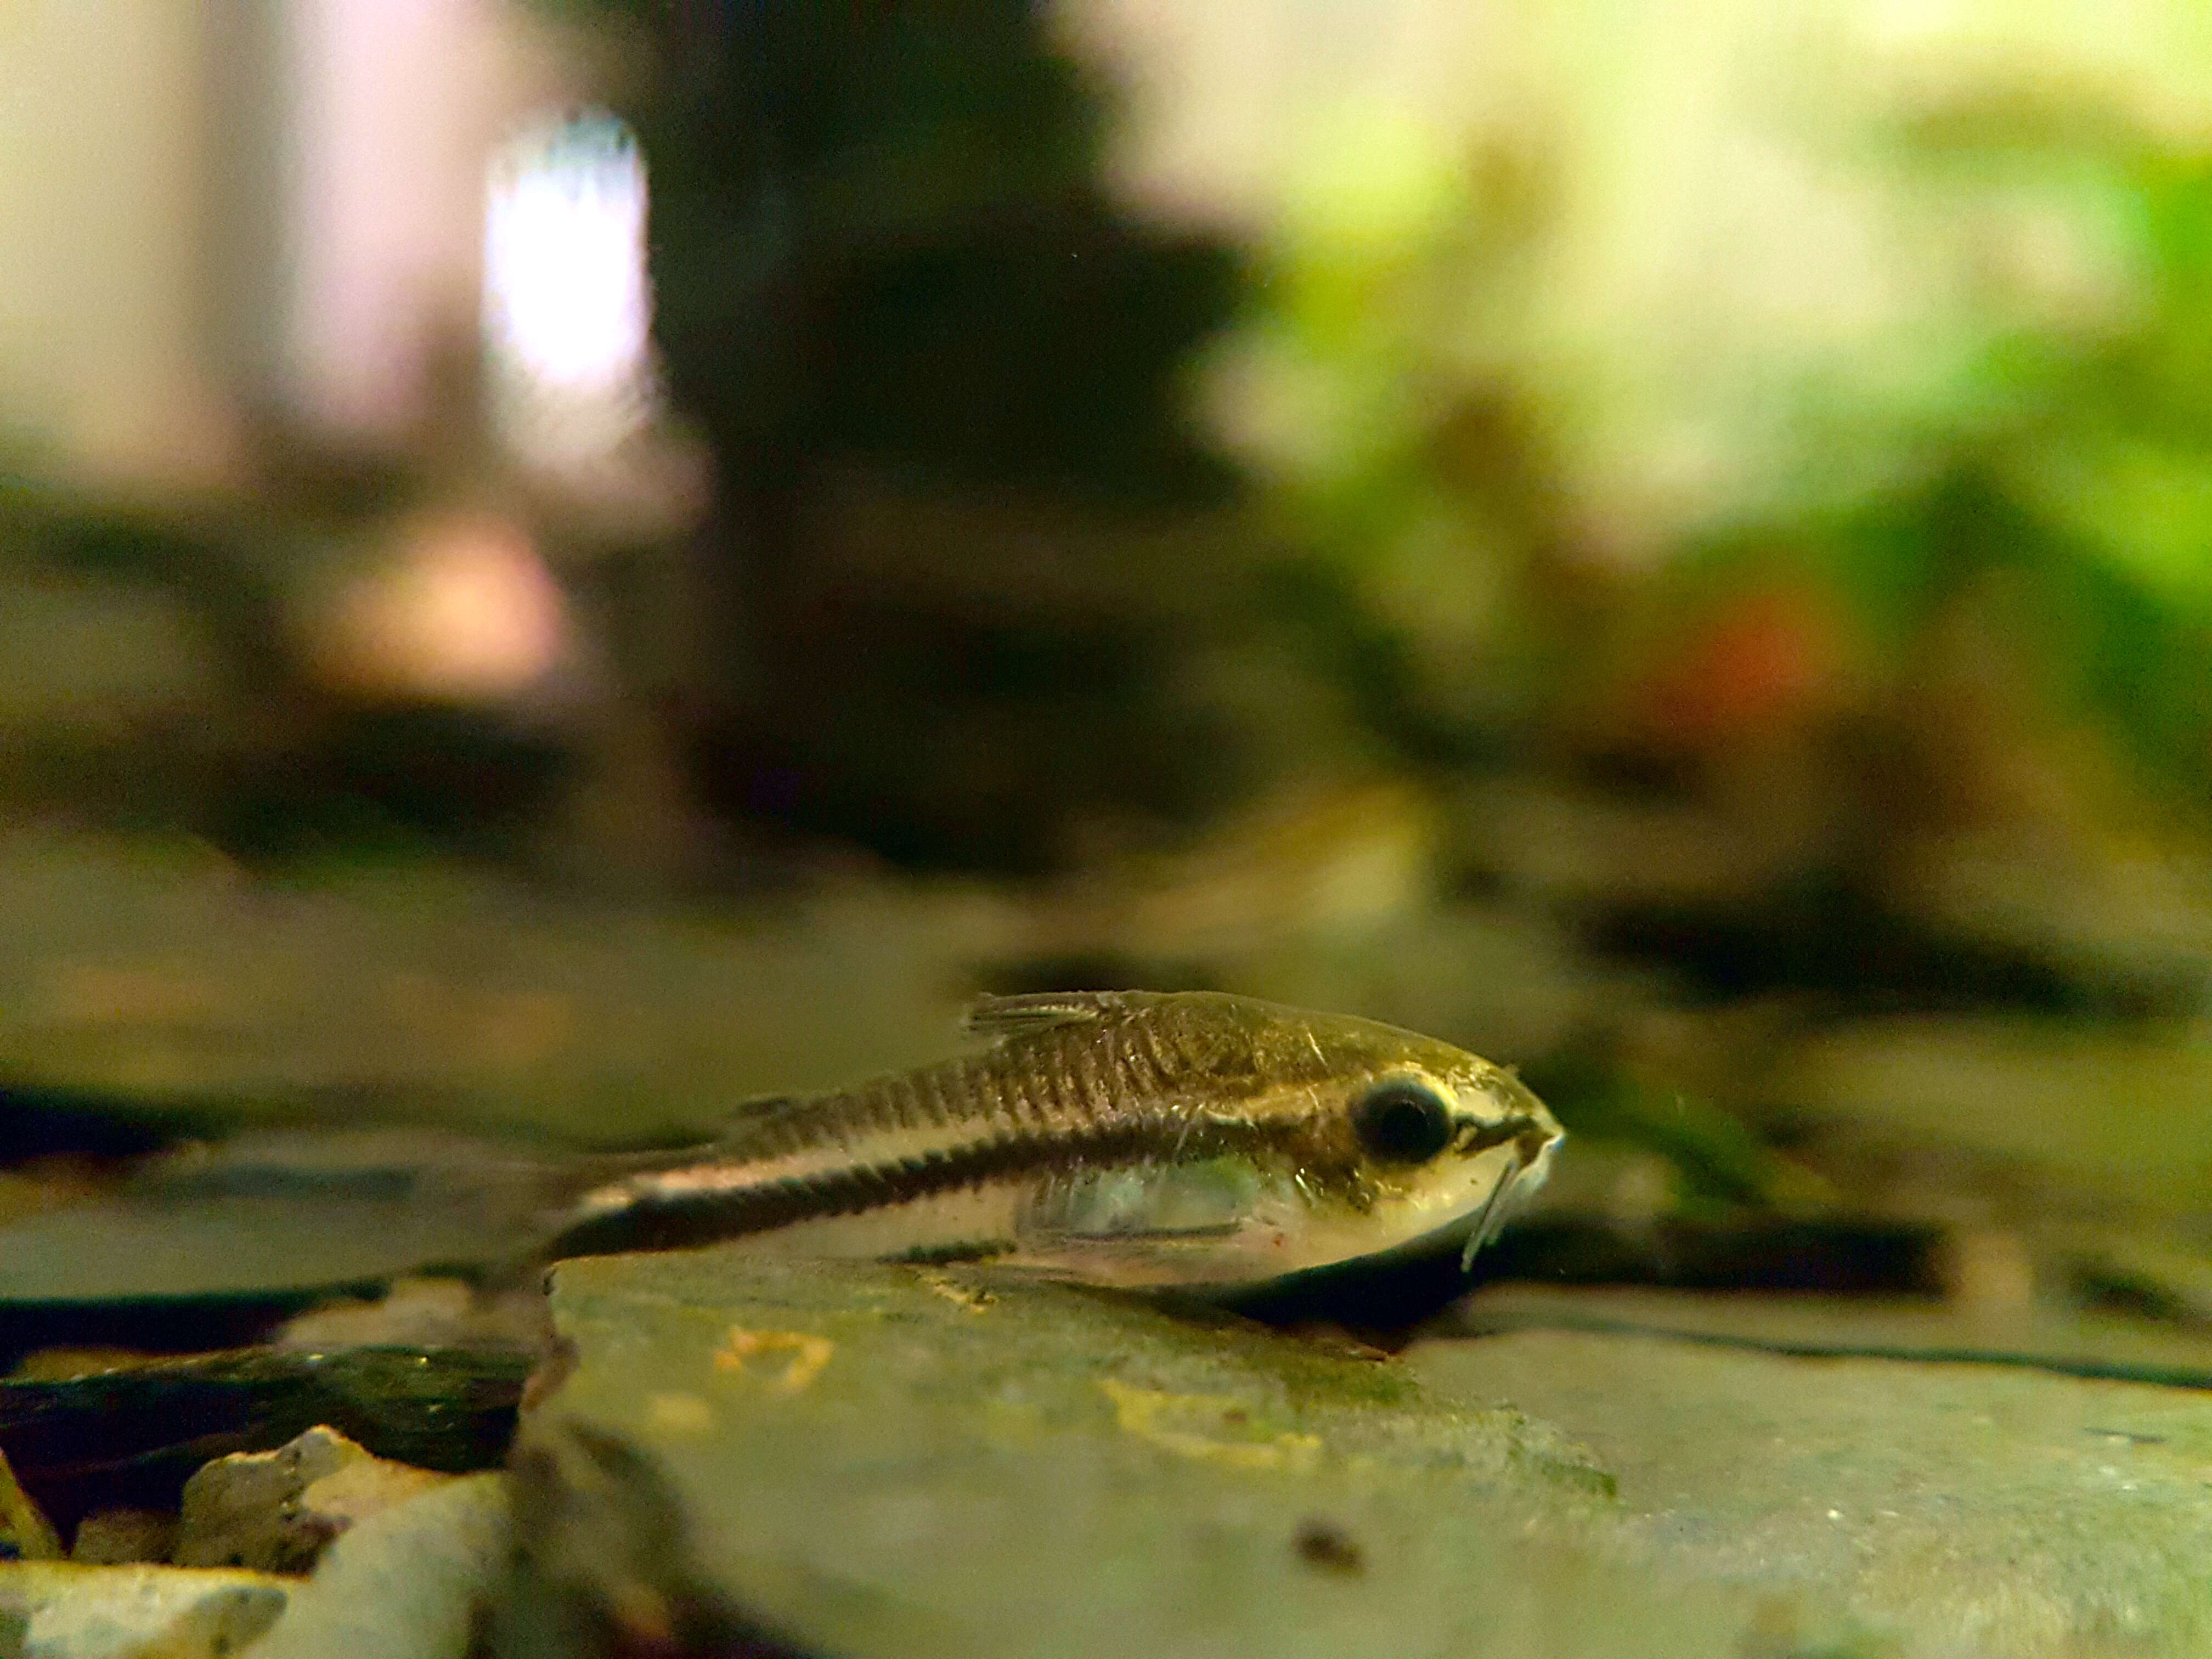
[1353,1079,1455,1163]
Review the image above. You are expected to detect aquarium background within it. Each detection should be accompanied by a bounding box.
[11,5,2212,1651]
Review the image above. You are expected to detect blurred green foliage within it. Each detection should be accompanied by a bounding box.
[1201,95,2212,799]
[17,0,2212,878]
[538,1,2212,826]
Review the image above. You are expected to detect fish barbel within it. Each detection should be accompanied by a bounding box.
[527,990,1562,1288]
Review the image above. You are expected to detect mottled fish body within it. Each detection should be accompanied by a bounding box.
[529,990,1561,1288]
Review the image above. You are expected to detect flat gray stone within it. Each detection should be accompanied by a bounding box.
[1448,1282,2212,1386]
[507,1251,1876,1659]
[0,1562,289,1659]
[1773,1015,2212,1210]
[0,1130,574,1302]
[0,828,992,1143]
[1412,1321,2212,1654]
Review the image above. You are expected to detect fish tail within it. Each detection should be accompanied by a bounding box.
[486,1138,733,1292]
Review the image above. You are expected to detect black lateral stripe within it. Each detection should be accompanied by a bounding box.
[538,1115,1294,1262]
[890,1238,1013,1265]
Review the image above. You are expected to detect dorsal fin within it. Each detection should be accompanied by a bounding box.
[721,1092,802,1127]
[693,1092,804,1153]
[962,991,1139,1042]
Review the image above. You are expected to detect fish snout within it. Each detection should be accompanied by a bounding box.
[1515,1119,1563,1172]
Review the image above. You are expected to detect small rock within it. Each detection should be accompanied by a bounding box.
[0,1561,289,1659]
[173,1426,452,1575]
[5,1352,154,1383]
[275,1276,551,1352]
[245,1475,507,1659]
[174,1429,358,1572]
[1,1446,61,1561]
[277,1278,478,1348]
[69,1512,176,1567]
[299,1454,453,1541]
[0,1159,113,1230]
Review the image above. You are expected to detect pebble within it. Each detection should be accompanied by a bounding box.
[0,1447,61,1562]
[0,1561,289,1659]
[172,1426,453,1575]
[69,1512,177,1567]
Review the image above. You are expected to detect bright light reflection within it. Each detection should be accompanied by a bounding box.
[483,108,656,467]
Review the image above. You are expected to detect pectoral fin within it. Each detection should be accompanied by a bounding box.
[1017,1158,1262,1244]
